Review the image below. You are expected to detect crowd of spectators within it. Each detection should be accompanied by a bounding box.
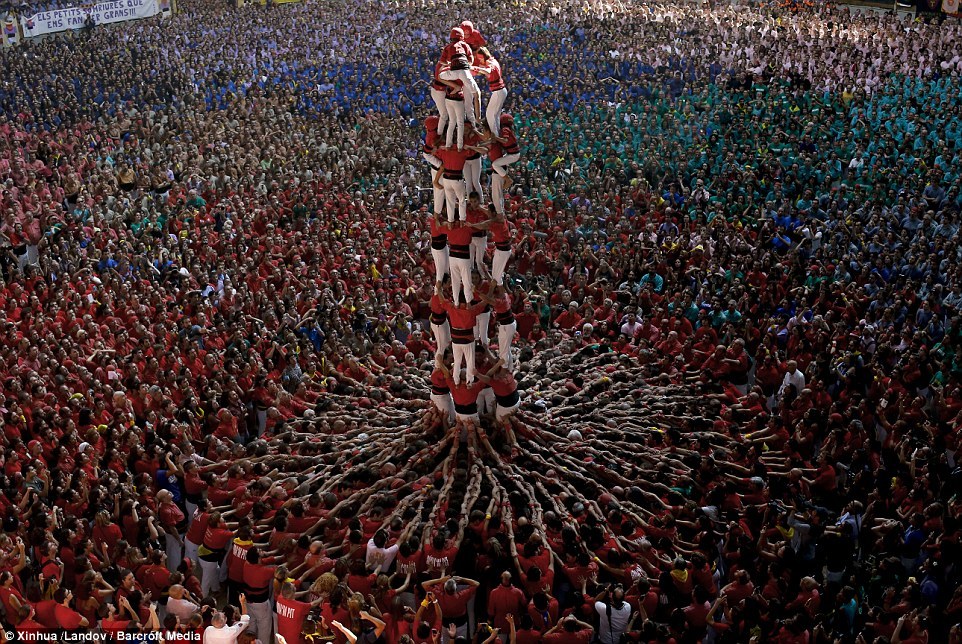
[1,0,962,642]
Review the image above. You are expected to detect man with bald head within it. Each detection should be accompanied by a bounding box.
[166,584,199,623]
[488,571,525,635]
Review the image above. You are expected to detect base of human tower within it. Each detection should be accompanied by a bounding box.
[259,344,732,563]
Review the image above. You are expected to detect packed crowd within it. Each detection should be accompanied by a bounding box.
[2,0,962,642]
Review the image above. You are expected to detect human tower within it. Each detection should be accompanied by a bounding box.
[421,20,522,436]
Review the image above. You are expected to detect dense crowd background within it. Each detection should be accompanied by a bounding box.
[2,0,962,642]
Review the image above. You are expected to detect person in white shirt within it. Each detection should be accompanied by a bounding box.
[594,584,631,644]
[366,529,400,573]
[204,594,250,644]
[778,360,806,403]
[165,584,200,623]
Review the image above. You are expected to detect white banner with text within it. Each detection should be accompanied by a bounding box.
[19,0,168,38]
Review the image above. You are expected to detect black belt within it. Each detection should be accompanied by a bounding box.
[445,94,464,101]
[432,385,450,396]
[496,390,520,407]
[450,246,470,259]
[505,146,520,154]
[443,171,463,179]
[467,153,481,160]
[432,238,448,249]
[431,313,448,325]
[497,312,515,324]
[495,242,511,251]
[244,586,271,603]
[454,403,477,415]
[199,548,226,563]
[472,231,485,238]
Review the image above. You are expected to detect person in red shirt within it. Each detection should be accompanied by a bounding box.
[440,290,486,384]
[139,550,172,603]
[490,113,521,212]
[441,365,486,427]
[466,192,489,276]
[489,571,526,633]
[423,531,461,576]
[182,460,207,518]
[53,587,88,631]
[472,275,494,350]
[464,139,486,210]
[276,581,325,644]
[473,47,507,134]
[423,575,479,641]
[543,615,594,644]
[32,593,60,630]
[476,360,519,426]
[430,284,451,360]
[91,510,123,555]
[184,498,212,572]
[224,525,254,605]
[555,302,583,333]
[444,221,474,305]
[243,548,276,643]
[15,605,45,636]
[430,359,456,426]
[487,210,513,286]
[438,27,480,149]
[429,214,450,289]
[198,512,233,597]
[478,284,515,369]
[0,570,25,625]
[434,146,470,224]
[682,586,712,640]
[157,489,186,573]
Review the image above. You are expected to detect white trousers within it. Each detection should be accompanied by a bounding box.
[440,69,480,125]
[432,320,451,357]
[184,538,200,569]
[475,311,491,347]
[442,177,467,222]
[199,557,224,597]
[444,99,465,150]
[497,321,517,369]
[490,173,505,215]
[430,183,445,217]
[493,152,520,177]
[450,257,473,306]
[492,248,511,285]
[452,341,476,385]
[470,236,487,274]
[430,393,456,423]
[479,388,496,416]
[464,158,483,198]
[432,246,450,279]
[431,88,448,133]
[486,88,508,134]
